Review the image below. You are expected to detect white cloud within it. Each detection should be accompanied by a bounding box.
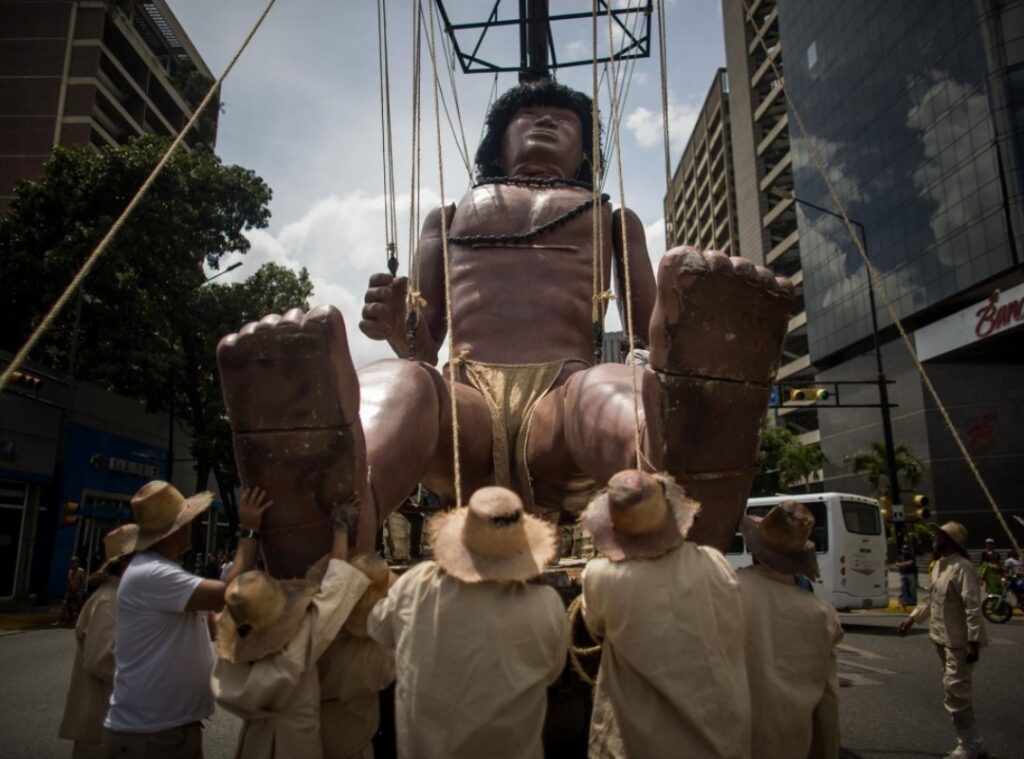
[625,99,701,149]
[212,188,442,369]
[906,70,996,265]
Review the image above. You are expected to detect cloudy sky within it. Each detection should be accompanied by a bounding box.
[167,0,727,366]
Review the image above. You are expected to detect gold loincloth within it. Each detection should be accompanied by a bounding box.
[461,359,566,513]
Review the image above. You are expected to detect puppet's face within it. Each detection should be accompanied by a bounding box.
[499,105,584,179]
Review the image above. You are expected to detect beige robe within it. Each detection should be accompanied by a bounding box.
[58,578,118,745]
[212,559,370,759]
[738,565,843,759]
[582,543,750,759]
[367,560,567,759]
[318,630,395,759]
[910,554,988,648]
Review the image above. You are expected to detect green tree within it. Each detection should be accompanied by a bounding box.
[0,136,312,525]
[753,424,828,495]
[846,442,923,494]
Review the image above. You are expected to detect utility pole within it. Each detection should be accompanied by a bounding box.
[792,198,905,546]
[519,0,551,82]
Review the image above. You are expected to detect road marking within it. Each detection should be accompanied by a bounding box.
[836,643,894,688]
[837,643,887,660]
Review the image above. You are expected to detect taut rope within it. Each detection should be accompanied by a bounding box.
[605,2,645,472]
[426,0,464,507]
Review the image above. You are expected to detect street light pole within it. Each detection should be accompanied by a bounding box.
[792,198,905,546]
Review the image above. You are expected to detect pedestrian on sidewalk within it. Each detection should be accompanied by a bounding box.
[103,482,272,759]
[899,521,988,759]
[56,557,88,628]
[368,486,565,759]
[578,470,750,759]
[896,543,919,608]
[212,504,371,759]
[737,501,843,759]
[58,526,133,758]
[318,552,396,759]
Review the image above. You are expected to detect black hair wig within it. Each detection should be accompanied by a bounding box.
[473,80,603,185]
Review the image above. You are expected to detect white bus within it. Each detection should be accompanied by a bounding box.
[725,492,889,611]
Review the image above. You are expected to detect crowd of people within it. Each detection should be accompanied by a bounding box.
[54,471,997,759]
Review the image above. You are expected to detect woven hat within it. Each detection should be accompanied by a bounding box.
[741,500,820,579]
[93,524,136,576]
[428,486,558,583]
[345,553,396,637]
[216,568,319,663]
[122,481,213,554]
[929,521,969,553]
[580,470,699,562]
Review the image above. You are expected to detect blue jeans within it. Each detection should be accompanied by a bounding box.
[899,573,917,606]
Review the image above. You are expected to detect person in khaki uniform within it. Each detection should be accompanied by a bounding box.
[212,508,371,759]
[58,526,133,758]
[368,486,566,759]
[579,470,750,759]
[900,522,988,759]
[738,501,843,759]
[318,553,396,759]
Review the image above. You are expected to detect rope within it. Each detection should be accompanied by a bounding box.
[737,0,1020,554]
[656,0,673,213]
[406,0,424,354]
[413,3,472,181]
[605,3,644,472]
[432,3,474,183]
[427,0,463,507]
[590,1,605,334]
[0,0,279,395]
[377,0,399,272]
[566,594,600,687]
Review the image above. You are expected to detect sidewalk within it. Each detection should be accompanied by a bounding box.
[881,569,1023,615]
[0,600,61,634]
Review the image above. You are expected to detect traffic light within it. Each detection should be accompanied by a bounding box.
[907,494,930,522]
[788,386,829,402]
[878,494,891,522]
[9,370,42,391]
[62,501,79,527]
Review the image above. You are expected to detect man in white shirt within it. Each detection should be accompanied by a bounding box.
[103,482,272,758]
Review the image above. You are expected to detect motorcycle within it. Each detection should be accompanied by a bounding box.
[982,573,1024,623]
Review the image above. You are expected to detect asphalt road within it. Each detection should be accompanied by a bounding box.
[1,613,1021,759]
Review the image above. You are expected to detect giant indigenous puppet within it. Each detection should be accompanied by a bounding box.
[217,81,794,577]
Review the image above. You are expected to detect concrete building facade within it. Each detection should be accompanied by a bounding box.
[665,69,740,255]
[721,0,822,463]
[0,0,214,214]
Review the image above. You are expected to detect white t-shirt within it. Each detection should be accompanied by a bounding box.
[105,552,215,732]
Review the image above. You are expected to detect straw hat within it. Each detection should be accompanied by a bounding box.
[928,521,969,553]
[741,500,820,579]
[92,524,136,577]
[427,486,558,583]
[345,553,396,636]
[216,568,319,663]
[121,481,213,554]
[580,470,699,562]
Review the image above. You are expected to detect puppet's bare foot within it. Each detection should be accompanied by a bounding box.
[645,247,793,549]
[218,305,366,577]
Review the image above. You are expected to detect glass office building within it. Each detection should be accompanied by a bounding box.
[773,0,1024,538]
[779,0,1021,361]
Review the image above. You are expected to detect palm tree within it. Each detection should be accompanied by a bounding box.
[846,442,923,494]
[778,440,828,493]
